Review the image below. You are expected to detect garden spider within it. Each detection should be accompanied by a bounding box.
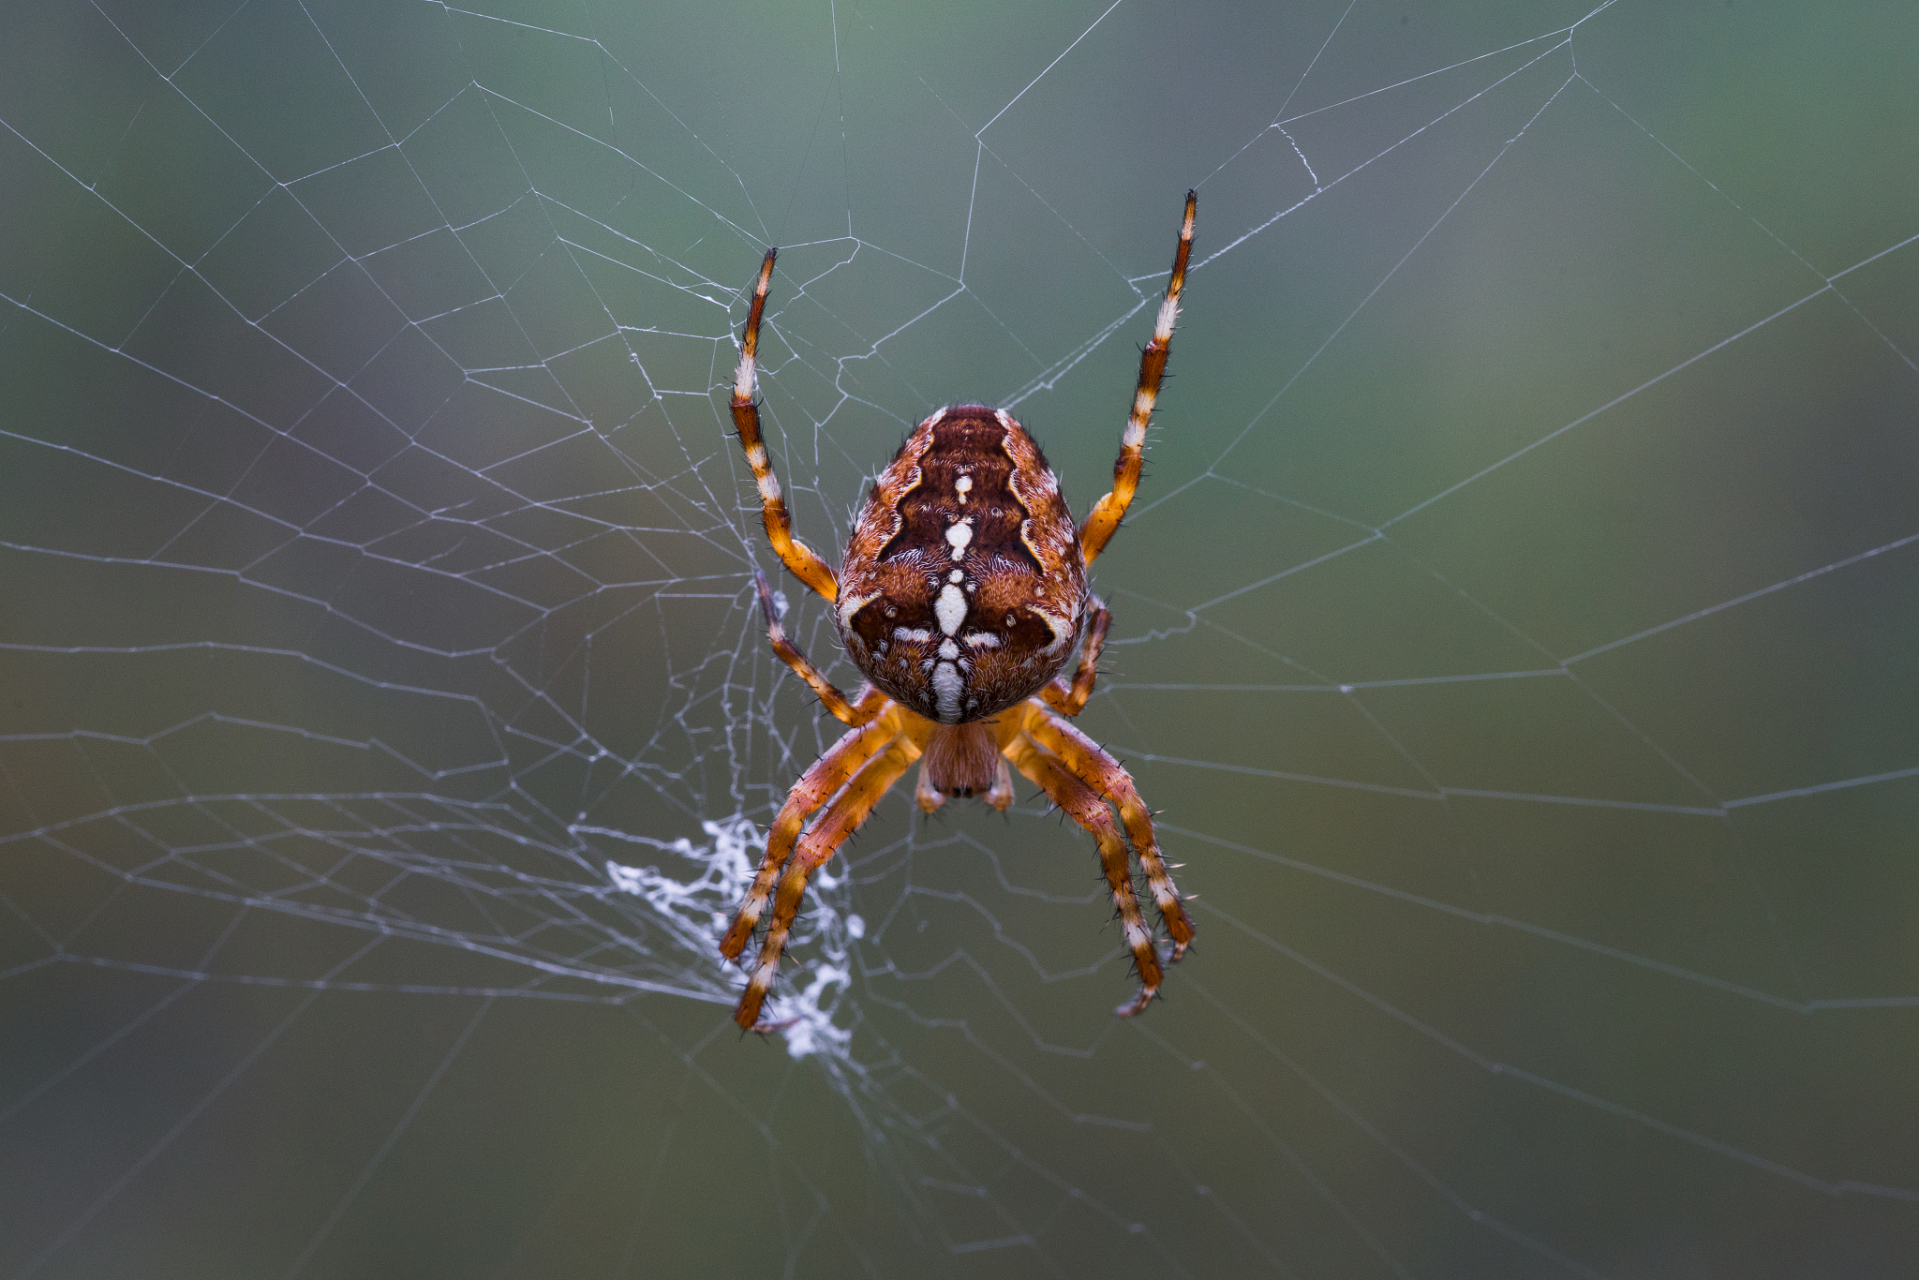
[721,192,1198,1030]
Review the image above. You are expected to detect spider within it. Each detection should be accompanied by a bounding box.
[720,192,1198,1030]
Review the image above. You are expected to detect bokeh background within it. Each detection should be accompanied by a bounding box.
[4,1,1918,1276]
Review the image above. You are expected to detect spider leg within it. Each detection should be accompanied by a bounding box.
[1024,706,1194,959]
[1004,727,1164,1016]
[731,249,839,603]
[720,707,900,961]
[735,730,922,1030]
[1040,596,1111,717]
[755,569,884,727]
[1080,191,1195,567]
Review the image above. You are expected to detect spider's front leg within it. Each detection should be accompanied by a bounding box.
[721,711,898,963]
[735,726,924,1030]
[1024,708,1194,960]
[1003,721,1165,1016]
[731,248,839,603]
[723,572,889,953]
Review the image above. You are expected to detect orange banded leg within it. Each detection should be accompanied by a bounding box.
[1025,708,1194,959]
[1081,191,1196,567]
[731,249,838,603]
[1041,598,1111,717]
[1005,731,1164,1016]
[755,570,884,727]
[720,709,899,960]
[736,732,921,1029]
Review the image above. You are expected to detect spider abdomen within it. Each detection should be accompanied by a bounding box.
[836,406,1087,724]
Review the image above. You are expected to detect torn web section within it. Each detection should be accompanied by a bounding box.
[600,815,864,1058]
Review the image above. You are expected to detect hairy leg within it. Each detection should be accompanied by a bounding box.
[1024,708,1194,958]
[731,249,839,602]
[1040,598,1111,717]
[754,569,884,727]
[735,732,921,1029]
[1080,191,1196,566]
[1005,730,1164,1016]
[720,709,900,960]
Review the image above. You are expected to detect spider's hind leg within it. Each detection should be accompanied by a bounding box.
[731,249,839,603]
[1080,191,1195,568]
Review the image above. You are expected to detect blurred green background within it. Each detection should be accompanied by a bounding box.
[3,1,1918,1276]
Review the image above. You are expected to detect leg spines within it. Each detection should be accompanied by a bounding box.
[755,569,882,727]
[730,250,839,603]
[731,731,920,1030]
[1042,598,1111,717]
[1081,191,1196,566]
[719,711,896,962]
[1023,708,1195,957]
[1006,726,1165,1011]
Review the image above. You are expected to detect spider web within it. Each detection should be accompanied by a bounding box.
[4,0,1918,1275]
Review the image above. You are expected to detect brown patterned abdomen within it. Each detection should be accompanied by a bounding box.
[835,406,1087,724]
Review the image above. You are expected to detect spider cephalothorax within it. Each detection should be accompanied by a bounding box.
[719,193,1198,1029]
